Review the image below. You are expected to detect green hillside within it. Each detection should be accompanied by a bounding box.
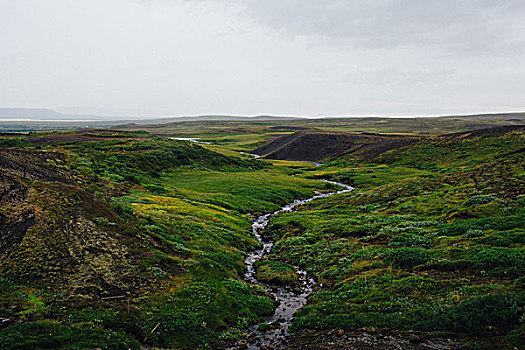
[269,127,525,349]
[0,130,327,349]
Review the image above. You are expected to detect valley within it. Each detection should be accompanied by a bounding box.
[0,120,523,349]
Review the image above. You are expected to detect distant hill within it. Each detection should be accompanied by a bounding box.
[1,107,524,123]
[116,114,303,126]
[0,108,303,123]
[438,124,525,139]
[253,125,525,162]
[0,108,103,121]
[440,112,525,121]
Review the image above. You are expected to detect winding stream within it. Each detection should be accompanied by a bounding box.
[240,179,354,349]
[171,142,354,348]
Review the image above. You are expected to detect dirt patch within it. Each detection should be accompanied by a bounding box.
[0,149,73,183]
[0,210,35,256]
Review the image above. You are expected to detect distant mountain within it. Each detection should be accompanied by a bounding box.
[0,108,66,119]
[0,108,303,123]
[0,108,104,121]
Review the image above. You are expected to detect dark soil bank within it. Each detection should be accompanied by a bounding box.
[252,131,419,162]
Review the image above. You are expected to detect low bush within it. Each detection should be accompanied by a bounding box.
[383,248,431,268]
[465,194,500,206]
[419,294,523,336]
[0,321,139,350]
[476,229,525,247]
[254,260,299,284]
[390,233,433,248]
[438,216,524,236]
[473,247,525,277]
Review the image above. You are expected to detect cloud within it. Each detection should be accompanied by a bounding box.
[1,0,524,116]
[227,0,525,54]
[342,67,455,86]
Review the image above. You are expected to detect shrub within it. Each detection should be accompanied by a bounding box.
[465,194,500,206]
[254,260,299,284]
[146,266,167,280]
[148,312,212,348]
[144,183,168,195]
[473,247,525,277]
[0,138,32,148]
[438,216,525,236]
[249,295,275,316]
[110,198,135,216]
[0,321,139,350]
[476,229,525,247]
[390,233,433,248]
[94,217,115,226]
[383,248,430,268]
[465,229,484,238]
[420,294,523,336]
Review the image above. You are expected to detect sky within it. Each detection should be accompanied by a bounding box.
[1,0,524,118]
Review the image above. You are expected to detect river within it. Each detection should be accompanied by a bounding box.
[238,179,354,349]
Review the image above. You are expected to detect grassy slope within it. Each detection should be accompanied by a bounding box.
[0,131,327,349]
[263,129,524,348]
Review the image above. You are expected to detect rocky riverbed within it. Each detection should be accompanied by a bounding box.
[234,180,354,349]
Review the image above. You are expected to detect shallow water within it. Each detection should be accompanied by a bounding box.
[169,137,212,144]
[241,179,354,349]
[239,151,261,159]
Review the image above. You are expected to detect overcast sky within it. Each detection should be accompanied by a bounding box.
[1,0,524,117]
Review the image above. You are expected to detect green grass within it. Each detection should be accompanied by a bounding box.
[0,320,140,350]
[260,130,524,347]
[0,130,330,349]
[254,260,299,284]
[159,168,328,213]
